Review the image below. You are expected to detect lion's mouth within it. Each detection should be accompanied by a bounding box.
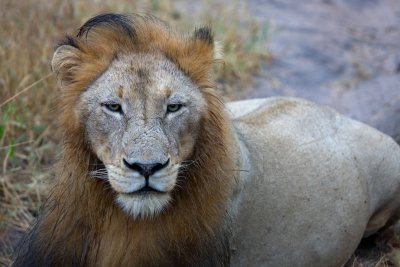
[122,185,165,195]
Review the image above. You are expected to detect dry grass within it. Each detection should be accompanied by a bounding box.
[0,0,270,265]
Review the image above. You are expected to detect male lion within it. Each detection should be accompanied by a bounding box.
[14,13,400,267]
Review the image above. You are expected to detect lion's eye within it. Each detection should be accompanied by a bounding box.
[103,103,122,113]
[167,104,183,113]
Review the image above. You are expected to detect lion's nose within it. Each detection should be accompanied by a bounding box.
[123,158,170,177]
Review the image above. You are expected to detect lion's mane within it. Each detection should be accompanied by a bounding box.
[13,14,237,267]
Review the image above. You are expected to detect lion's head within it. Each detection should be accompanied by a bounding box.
[51,14,223,219]
[14,14,236,266]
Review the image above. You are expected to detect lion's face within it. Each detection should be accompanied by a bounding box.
[79,53,206,218]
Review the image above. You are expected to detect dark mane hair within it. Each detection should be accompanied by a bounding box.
[77,13,136,39]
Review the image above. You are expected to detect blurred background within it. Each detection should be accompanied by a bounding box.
[1,0,399,266]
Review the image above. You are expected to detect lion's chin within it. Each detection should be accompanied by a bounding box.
[116,193,171,219]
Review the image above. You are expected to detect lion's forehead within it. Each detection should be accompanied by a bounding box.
[89,53,195,101]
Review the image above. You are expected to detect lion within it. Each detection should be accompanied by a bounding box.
[13,13,400,267]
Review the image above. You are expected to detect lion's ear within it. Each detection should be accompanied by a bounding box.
[193,27,213,44]
[192,27,223,61]
[51,44,81,87]
[193,26,223,60]
[174,27,223,84]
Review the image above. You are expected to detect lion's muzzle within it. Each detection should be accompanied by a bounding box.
[117,157,172,193]
[108,157,176,218]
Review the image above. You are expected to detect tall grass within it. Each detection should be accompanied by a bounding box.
[0,0,270,265]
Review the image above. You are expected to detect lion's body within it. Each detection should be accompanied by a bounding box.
[227,97,400,266]
[13,14,400,267]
